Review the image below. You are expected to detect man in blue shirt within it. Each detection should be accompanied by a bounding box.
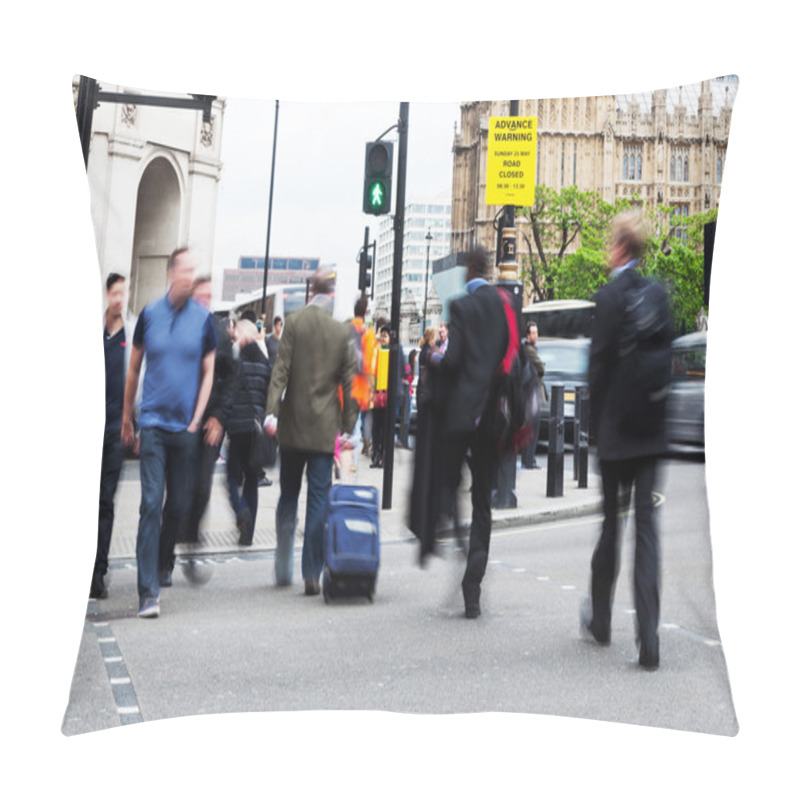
[122,248,216,618]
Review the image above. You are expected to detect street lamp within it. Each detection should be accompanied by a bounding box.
[422,228,433,336]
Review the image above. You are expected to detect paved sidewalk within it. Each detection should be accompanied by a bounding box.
[108,444,602,561]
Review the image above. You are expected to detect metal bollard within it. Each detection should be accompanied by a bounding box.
[577,384,589,489]
[547,383,564,498]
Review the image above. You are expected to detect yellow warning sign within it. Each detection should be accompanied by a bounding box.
[485,116,537,207]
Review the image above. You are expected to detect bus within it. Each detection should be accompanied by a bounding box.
[212,283,312,333]
[521,299,595,339]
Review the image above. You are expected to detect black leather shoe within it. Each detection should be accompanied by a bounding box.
[465,603,481,619]
[304,577,321,596]
[580,599,610,645]
[89,579,108,600]
[638,635,660,670]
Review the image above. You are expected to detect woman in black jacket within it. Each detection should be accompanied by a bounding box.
[226,319,271,546]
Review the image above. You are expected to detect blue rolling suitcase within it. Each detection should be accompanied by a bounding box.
[323,485,380,603]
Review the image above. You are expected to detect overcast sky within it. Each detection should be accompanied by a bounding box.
[212,97,462,303]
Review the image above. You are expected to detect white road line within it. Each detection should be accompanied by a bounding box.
[104,657,123,663]
[97,637,116,643]
[117,706,140,715]
[109,678,131,685]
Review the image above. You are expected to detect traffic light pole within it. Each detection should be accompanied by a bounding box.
[382,102,409,510]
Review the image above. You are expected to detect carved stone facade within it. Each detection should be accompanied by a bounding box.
[450,77,738,279]
[73,79,225,315]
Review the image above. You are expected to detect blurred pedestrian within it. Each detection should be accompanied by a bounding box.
[370,324,391,468]
[91,272,135,600]
[437,321,449,354]
[266,316,283,366]
[398,348,416,449]
[157,276,237,584]
[264,268,356,595]
[226,318,271,546]
[521,322,546,469]
[349,296,377,468]
[425,248,508,618]
[409,327,445,560]
[580,211,672,670]
[122,248,217,619]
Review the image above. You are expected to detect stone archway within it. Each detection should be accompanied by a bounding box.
[129,157,181,314]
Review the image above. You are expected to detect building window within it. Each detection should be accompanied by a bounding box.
[622,145,642,180]
[561,141,565,187]
[670,147,690,183]
[716,147,726,184]
[573,142,577,185]
[671,203,690,242]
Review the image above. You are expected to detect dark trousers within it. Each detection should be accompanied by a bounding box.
[139,427,198,601]
[591,456,660,654]
[226,431,260,543]
[521,409,541,468]
[442,428,495,605]
[93,428,124,589]
[371,407,386,465]
[160,435,221,563]
[274,447,333,585]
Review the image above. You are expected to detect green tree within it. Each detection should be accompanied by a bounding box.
[516,185,616,302]
[516,184,713,333]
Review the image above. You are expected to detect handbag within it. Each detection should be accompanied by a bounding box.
[248,417,271,471]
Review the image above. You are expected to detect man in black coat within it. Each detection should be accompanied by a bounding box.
[581,211,672,670]
[428,247,508,618]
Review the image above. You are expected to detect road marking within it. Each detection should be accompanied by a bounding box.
[87,617,144,727]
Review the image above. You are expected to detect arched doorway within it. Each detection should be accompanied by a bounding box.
[129,157,181,314]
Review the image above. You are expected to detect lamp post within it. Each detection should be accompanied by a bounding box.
[422,228,433,336]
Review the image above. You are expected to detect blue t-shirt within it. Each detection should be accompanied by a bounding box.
[133,294,216,432]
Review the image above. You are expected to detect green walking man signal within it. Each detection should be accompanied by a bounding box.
[363,141,393,215]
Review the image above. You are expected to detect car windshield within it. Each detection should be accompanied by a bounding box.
[537,341,589,376]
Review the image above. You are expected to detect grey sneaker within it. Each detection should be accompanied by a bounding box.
[138,597,160,618]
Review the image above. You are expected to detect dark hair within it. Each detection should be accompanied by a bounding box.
[273,316,283,326]
[106,272,125,291]
[167,247,190,270]
[526,321,538,335]
[464,247,492,280]
[409,349,417,368]
[354,296,368,318]
[192,275,212,290]
[379,325,390,336]
[240,310,257,323]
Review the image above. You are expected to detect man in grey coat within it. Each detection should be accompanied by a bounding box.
[264,269,356,595]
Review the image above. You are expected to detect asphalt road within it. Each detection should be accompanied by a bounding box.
[62,453,736,737]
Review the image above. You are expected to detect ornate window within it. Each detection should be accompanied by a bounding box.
[671,203,690,242]
[622,144,642,180]
[671,147,690,183]
[716,147,726,184]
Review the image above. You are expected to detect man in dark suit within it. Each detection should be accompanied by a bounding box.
[581,211,672,670]
[428,247,508,618]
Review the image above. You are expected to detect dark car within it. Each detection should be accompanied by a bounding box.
[535,337,591,447]
[665,331,706,452]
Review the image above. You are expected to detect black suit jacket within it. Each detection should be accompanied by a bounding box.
[589,267,670,461]
[437,283,508,436]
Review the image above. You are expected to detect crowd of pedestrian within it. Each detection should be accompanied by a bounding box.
[93,210,670,671]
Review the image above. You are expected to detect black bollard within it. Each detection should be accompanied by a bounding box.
[577,384,589,489]
[547,383,564,498]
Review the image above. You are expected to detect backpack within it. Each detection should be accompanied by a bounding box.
[490,289,542,454]
[615,276,672,436]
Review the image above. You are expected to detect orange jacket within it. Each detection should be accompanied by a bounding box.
[350,319,377,411]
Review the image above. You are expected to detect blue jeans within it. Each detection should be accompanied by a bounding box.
[274,448,333,586]
[137,427,199,602]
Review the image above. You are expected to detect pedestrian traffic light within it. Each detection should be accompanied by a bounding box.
[358,249,372,292]
[363,141,393,215]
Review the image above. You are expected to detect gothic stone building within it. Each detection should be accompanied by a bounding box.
[450,77,738,282]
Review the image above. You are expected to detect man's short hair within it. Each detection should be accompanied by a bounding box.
[311,267,336,296]
[167,247,190,270]
[611,210,646,261]
[526,321,538,335]
[240,309,257,323]
[273,316,283,326]
[354,296,368,318]
[379,325,390,336]
[192,275,212,291]
[464,247,492,280]
[106,272,125,291]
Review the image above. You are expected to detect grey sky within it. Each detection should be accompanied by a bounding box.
[212,97,462,301]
